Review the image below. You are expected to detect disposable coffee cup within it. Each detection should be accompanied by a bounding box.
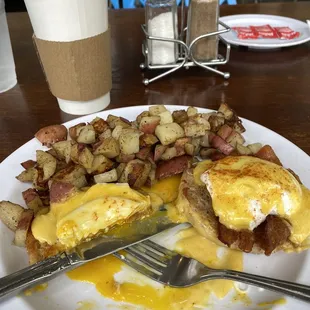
[24,0,111,115]
[0,0,17,93]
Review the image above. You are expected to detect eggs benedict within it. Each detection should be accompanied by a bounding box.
[31,183,153,250]
[177,154,310,255]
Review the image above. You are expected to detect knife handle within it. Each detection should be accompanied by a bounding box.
[0,253,71,301]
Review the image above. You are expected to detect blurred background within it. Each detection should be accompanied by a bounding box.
[5,0,309,12]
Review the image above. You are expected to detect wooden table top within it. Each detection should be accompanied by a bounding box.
[1,3,310,162]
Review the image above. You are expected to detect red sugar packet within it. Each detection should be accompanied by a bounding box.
[232,27,258,39]
[274,27,300,39]
[250,24,278,39]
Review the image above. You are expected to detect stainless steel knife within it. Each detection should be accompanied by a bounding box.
[0,210,183,301]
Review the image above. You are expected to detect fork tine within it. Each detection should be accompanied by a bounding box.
[124,246,166,273]
[142,240,176,256]
[137,243,171,264]
[113,252,163,283]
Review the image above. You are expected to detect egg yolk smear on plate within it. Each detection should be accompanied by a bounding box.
[67,176,245,310]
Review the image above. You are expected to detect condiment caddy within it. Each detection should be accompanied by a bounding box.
[140,0,231,85]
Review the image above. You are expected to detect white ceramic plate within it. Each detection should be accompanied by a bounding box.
[219,14,310,49]
[0,105,310,310]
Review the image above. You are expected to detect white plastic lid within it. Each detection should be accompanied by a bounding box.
[57,92,110,115]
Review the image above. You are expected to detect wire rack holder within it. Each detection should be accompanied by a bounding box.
[140,21,231,85]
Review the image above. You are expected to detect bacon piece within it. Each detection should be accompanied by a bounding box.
[210,135,234,155]
[155,155,191,180]
[217,124,233,140]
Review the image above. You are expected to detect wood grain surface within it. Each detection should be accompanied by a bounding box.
[1,3,310,162]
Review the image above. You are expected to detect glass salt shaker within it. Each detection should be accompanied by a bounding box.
[145,0,178,65]
[187,0,219,62]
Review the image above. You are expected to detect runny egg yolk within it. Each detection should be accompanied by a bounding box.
[67,177,245,310]
[197,156,310,245]
[31,183,151,248]
[67,228,244,310]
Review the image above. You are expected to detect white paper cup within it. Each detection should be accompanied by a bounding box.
[0,2,17,93]
[24,0,110,115]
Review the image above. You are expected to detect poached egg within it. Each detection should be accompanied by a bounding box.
[195,156,310,246]
[31,183,152,248]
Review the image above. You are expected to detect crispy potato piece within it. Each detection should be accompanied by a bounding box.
[210,135,234,155]
[139,116,160,134]
[149,105,167,116]
[116,163,126,179]
[49,181,76,203]
[76,125,96,144]
[99,128,112,140]
[107,115,119,129]
[21,160,36,169]
[217,124,233,140]
[52,141,72,164]
[36,150,57,181]
[16,167,36,183]
[172,110,188,124]
[70,143,80,164]
[14,210,34,247]
[69,123,86,140]
[161,147,178,161]
[0,201,24,231]
[22,188,44,214]
[37,190,50,207]
[156,155,191,180]
[159,110,173,125]
[119,130,140,155]
[155,123,185,145]
[88,155,114,175]
[112,125,124,140]
[145,168,156,187]
[236,144,252,155]
[115,117,132,129]
[33,168,48,191]
[93,137,120,158]
[191,137,202,155]
[184,123,207,137]
[136,147,152,161]
[94,169,118,183]
[119,159,151,188]
[52,164,87,188]
[200,147,217,159]
[200,132,212,147]
[209,114,225,132]
[78,146,94,170]
[136,111,149,124]
[174,137,190,156]
[154,144,167,162]
[247,143,262,154]
[187,107,198,117]
[218,103,234,120]
[233,121,246,134]
[185,143,195,156]
[116,153,135,163]
[35,125,68,147]
[226,131,245,147]
[139,134,158,147]
[90,117,109,134]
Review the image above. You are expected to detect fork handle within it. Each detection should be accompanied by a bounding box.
[202,269,310,303]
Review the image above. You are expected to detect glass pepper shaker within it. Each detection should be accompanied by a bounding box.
[187,0,219,62]
[145,0,178,65]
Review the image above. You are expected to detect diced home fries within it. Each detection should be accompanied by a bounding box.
[1,104,266,248]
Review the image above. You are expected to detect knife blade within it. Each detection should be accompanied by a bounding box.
[0,210,183,301]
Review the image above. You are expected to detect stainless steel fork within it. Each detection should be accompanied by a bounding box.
[114,240,310,303]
